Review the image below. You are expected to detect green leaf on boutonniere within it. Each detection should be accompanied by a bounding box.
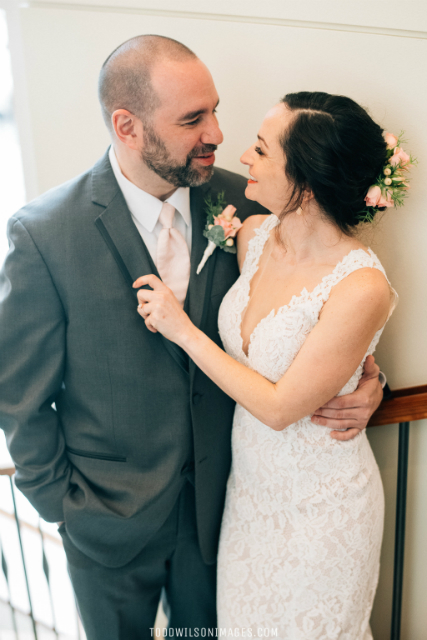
[199,191,238,259]
[221,244,237,254]
[204,191,227,225]
[203,226,237,254]
[204,225,225,244]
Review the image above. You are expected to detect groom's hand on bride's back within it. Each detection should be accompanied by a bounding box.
[311,355,383,441]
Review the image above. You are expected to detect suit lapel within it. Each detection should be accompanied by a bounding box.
[92,152,189,375]
[96,190,158,284]
[187,182,217,331]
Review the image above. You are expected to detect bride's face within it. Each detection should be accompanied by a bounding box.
[241,104,294,215]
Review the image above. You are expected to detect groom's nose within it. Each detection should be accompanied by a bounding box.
[200,115,224,147]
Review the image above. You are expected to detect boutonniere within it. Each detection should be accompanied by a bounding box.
[196,191,243,274]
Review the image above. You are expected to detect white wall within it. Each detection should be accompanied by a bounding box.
[3,0,427,636]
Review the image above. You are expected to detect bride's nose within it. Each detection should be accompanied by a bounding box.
[240,147,253,166]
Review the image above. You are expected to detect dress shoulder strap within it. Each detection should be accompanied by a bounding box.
[314,248,398,319]
[241,214,279,278]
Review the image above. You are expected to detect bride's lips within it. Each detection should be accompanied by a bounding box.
[193,153,215,166]
[248,179,257,184]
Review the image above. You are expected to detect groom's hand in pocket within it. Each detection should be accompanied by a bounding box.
[311,355,383,441]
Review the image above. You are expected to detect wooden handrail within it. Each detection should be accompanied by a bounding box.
[0,466,15,477]
[369,384,427,427]
[0,507,62,545]
[1,385,426,476]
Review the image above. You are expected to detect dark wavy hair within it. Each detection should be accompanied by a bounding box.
[279,92,388,233]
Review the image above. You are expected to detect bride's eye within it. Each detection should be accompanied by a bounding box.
[255,146,264,156]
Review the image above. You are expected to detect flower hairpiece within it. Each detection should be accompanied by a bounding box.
[359,131,416,223]
[196,191,243,274]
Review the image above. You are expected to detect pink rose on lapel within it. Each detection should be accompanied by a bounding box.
[214,205,242,238]
[197,195,243,274]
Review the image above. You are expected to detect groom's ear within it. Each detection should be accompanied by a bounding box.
[111,109,144,151]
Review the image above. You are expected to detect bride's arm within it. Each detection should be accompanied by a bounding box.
[134,269,391,431]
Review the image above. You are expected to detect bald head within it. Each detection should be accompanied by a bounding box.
[98,35,197,133]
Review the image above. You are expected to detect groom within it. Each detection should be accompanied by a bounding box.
[0,35,385,637]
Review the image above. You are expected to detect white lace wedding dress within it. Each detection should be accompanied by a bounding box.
[217,214,397,639]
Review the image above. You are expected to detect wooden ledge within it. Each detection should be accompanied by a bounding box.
[369,384,427,427]
[0,467,15,477]
[1,386,426,474]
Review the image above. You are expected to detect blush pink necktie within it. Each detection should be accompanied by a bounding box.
[156,202,190,307]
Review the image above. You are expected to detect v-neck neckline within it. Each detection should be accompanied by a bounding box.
[238,215,373,360]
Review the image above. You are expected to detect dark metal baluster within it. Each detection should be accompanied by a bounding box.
[9,476,38,640]
[0,532,19,640]
[74,601,82,640]
[38,518,59,637]
[390,421,410,640]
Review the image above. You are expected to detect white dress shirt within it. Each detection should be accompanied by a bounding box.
[109,146,192,265]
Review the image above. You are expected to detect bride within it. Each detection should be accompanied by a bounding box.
[134,92,404,637]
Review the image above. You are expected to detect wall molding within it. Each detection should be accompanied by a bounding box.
[20,2,427,40]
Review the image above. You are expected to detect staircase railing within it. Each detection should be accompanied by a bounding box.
[368,384,427,640]
[0,466,82,640]
[1,384,426,640]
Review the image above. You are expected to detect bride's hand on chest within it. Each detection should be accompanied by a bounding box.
[133,274,196,345]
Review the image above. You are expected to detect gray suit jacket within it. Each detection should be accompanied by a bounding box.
[0,150,266,567]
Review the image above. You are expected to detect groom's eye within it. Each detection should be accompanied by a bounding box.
[183,118,201,126]
[181,108,217,127]
[181,107,218,127]
[255,146,264,156]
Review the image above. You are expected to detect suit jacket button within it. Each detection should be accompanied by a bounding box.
[192,393,202,405]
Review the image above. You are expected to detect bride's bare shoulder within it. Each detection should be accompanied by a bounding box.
[237,214,270,270]
[326,260,393,332]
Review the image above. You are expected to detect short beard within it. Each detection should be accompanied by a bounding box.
[141,124,216,187]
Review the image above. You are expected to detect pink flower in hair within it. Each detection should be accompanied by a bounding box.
[390,147,411,168]
[384,132,398,150]
[365,186,382,207]
[377,190,394,208]
[359,130,415,223]
[365,185,394,208]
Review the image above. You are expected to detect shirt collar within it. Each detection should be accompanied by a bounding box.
[109,146,191,233]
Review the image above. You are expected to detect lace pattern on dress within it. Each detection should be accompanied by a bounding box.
[216,214,397,637]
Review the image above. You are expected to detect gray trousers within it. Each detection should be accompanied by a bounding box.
[60,481,217,639]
